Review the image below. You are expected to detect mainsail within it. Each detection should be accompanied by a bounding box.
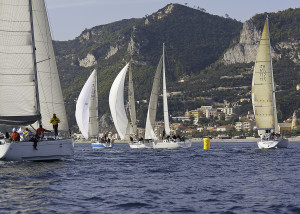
[75,70,98,139]
[144,56,163,140]
[0,0,69,130]
[128,61,137,137]
[145,44,171,140]
[109,63,130,140]
[162,44,170,135]
[252,17,277,132]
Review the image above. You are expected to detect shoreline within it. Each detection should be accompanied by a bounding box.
[74,137,300,143]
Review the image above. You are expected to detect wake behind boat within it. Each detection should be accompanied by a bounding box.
[0,0,74,161]
[251,16,288,149]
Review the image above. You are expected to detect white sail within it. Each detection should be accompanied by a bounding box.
[162,44,170,135]
[145,56,163,140]
[75,70,97,139]
[128,62,137,137]
[109,63,130,140]
[88,70,99,138]
[32,0,69,131]
[0,1,40,125]
[252,18,276,131]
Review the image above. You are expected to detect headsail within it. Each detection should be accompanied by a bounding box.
[75,70,97,139]
[252,17,277,131]
[33,0,69,131]
[109,63,130,140]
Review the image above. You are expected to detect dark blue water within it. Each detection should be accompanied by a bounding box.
[1,142,300,213]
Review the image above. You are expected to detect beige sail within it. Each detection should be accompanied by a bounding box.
[252,18,276,131]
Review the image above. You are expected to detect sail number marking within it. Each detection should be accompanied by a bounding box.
[259,65,267,81]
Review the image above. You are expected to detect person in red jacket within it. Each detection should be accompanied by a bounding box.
[36,125,50,140]
[10,128,20,141]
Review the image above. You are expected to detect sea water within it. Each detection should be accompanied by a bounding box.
[1,142,300,213]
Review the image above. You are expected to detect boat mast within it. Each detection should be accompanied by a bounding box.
[162,43,170,135]
[267,16,277,132]
[29,0,41,126]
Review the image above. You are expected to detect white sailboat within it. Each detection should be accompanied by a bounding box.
[145,44,191,149]
[251,17,288,149]
[75,70,113,149]
[0,0,74,161]
[109,62,151,148]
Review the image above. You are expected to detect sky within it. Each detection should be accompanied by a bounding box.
[44,0,300,41]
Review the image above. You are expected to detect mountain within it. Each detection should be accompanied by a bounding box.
[53,4,300,130]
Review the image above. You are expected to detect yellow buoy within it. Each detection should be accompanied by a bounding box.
[204,138,210,150]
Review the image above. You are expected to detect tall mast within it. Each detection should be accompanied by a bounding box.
[266,16,277,132]
[162,43,170,135]
[29,0,41,126]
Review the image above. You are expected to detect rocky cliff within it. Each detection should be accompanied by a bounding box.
[223,17,300,65]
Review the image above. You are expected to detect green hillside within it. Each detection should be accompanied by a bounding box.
[53,4,300,130]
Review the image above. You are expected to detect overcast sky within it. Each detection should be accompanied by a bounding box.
[44,0,299,41]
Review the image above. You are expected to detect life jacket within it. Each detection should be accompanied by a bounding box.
[50,117,60,125]
[11,132,20,141]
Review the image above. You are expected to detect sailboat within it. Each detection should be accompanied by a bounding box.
[145,44,192,149]
[251,16,288,149]
[0,0,74,161]
[109,62,151,148]
[75,70,113,149]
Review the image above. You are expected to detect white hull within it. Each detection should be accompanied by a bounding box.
[152,139,192,149]
[129,141,153,149]
[0,139,74,161]
[257,138,288,149]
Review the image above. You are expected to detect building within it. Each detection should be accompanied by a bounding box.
[205,108,223,119]
[235,120,255,131]
[216,126,233,132]
[222,106,233,115]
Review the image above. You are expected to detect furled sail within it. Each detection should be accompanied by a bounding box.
[145,56,163,140]
[252,18,276,131]
[75,70,97,139]
[162,44,170,135]
[109,63,130,140]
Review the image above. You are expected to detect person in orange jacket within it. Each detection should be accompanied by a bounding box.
[10,128,20,141]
